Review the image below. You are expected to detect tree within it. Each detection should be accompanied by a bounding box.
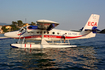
[2,26,8,32]
[10,25,20,31]
[31,22,36,25]
[17,20,23,27]
[100,29,105,33]
[12,21,17,25]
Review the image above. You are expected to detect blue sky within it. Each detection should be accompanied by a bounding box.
[0,0,105,30]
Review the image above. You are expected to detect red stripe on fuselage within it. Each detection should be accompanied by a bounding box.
[15,35,42,39]
[25,44,26,47]
[30,44,31,48]
[14,34,87,39]
[44,35,86,39]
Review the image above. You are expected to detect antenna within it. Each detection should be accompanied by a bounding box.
[25,18,27,23]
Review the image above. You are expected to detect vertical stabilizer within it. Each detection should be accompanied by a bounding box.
[83,14,100,31]
[81,14,100,38]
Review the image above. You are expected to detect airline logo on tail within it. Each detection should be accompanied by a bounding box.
[88,21,97,26]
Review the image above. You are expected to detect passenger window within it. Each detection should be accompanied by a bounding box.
[47,32,49,34]
[37,32,39,34]
[52,32,55,34]
[44,31,46,34]
[57,33,59,35]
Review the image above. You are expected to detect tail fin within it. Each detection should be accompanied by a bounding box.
[81,14,100,38]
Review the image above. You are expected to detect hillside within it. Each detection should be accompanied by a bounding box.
[100,29,105,33]
[0,23,9,25]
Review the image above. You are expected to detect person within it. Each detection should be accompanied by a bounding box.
[62,33,67,43]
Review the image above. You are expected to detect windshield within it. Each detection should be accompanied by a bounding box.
[19,27,26,32]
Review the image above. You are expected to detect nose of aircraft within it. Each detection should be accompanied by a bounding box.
[4,32,12,37]
[4,31,19,38]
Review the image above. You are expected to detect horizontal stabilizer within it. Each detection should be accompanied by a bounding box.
[84,27,100,33]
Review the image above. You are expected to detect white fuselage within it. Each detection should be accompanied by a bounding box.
[4,14,100,41]
[3,14,100,48]
[4,28,94,41]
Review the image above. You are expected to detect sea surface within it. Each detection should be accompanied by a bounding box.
[0,34,105,70]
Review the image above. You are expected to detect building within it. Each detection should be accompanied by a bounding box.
[0,25,2,30]
[0,25,3,33]
[0,29,3,33]
[5,25,12,32]
[23,23,29,27]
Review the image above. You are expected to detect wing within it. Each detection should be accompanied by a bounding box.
[36,20,59,31]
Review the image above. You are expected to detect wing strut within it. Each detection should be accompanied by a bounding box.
[41,30,49,49]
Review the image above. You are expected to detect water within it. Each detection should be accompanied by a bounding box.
[0,34,105,70]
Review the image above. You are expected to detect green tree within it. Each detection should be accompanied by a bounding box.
[31,22,36,25]
[12,21,17,25]
[17,20,23,27]
[100,29,105,33]
[10,25,20,31]
[2,26,8,32]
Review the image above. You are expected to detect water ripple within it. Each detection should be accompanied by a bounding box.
[0,34,105,70]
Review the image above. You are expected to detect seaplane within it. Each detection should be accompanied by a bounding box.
[3,14,100,48]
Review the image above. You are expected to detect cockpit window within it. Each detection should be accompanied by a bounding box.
[20,29,24,32]
[19,27,26,32]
